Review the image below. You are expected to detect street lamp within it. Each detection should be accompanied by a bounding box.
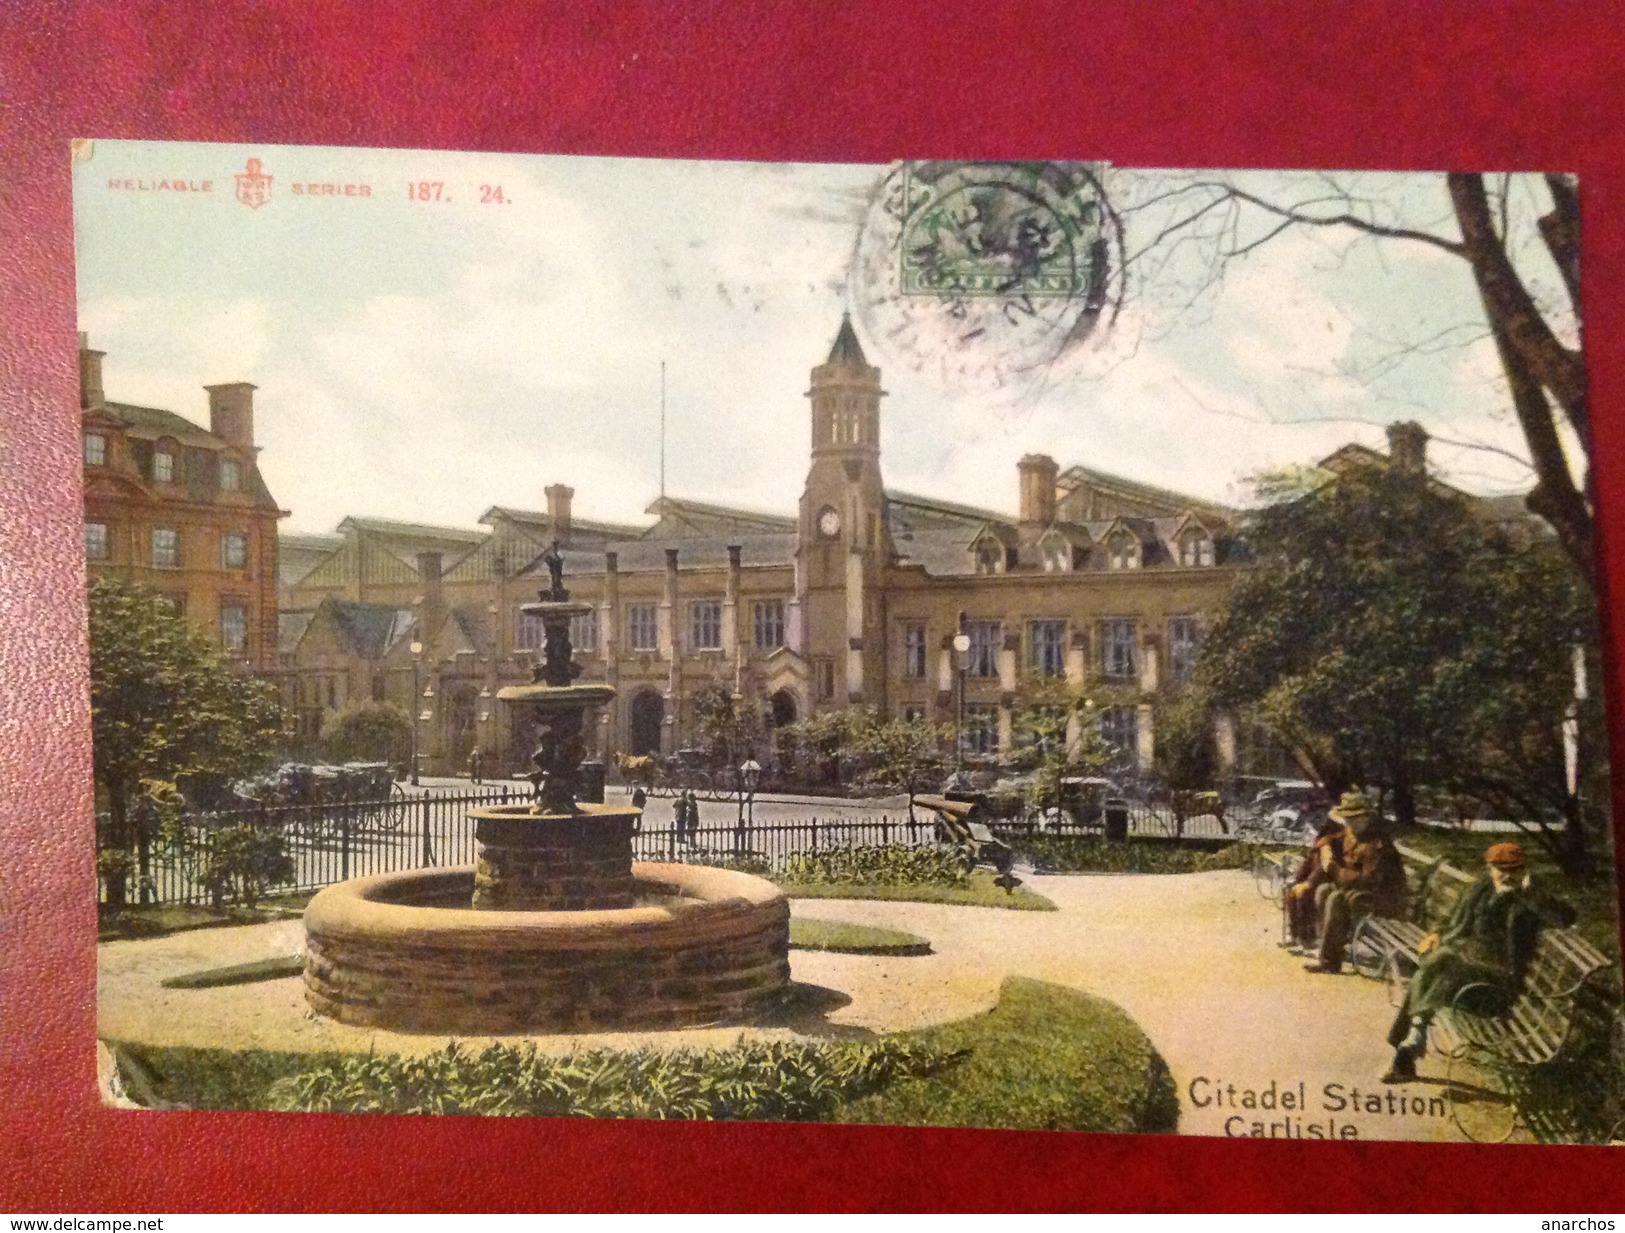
[739,756,761,826]
[952,620,972,772]
[735,755,762,852]
[409,639,424,786]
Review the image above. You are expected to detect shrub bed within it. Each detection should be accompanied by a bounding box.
[106,978,1177,1133]
[1009,835,1253,876]
[782,844,968,888]
[780,870,1055,911]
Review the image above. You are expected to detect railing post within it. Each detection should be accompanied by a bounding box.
[340,808,352,882]
[421,791,434,868]
[882,816,891,845]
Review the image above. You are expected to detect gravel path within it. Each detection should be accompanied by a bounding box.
[98,869,1467,1141]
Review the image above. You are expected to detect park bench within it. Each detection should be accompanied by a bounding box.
[1347,841,1617,1143]
[1345,841,1467,982]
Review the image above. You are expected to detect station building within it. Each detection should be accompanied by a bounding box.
[275,316,1288,775]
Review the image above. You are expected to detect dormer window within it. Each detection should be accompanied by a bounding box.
[83,433,106,467]
[1107,532,1141,570]
[153,450,175,483]
[1179,531,1214,567]
[1042,541,1070,572]
[974,543,1003,575]
[220,458,242,492]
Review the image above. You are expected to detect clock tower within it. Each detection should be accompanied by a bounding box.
[795,314,893,708]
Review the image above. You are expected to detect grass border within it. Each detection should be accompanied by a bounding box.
[788,916,931,956]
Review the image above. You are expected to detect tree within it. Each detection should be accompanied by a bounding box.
[1152,688,1218,794]
[1196,463,1601,874]
[843,710,954,822]
[319,701,412,766]
[88,579,283,907]
[1007,678,1114,821]
[1115,171,1591,586]
[783,708,861,789]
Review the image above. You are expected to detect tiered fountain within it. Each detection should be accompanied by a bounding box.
[302,545,790,1034]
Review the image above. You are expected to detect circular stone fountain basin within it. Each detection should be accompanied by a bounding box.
[303,862,790,1034]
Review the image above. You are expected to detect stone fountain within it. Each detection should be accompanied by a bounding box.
[302,544,790,1034]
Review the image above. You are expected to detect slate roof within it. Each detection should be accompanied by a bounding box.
[892,526,982,575]
[885,490,1012,532]
[336,516,487,545]
[446,605,496,657]
[103,401,224,450]
[641,496,797,537]
[1058,464,1235,522]
[521,533,798,578]
[328,599,415,659]
[278,609,315,656]
[478,505,647,540]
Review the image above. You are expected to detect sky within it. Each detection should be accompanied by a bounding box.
[72,141,1575,535]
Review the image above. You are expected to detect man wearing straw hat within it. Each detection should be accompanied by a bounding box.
[1382,840,1572,1083]
[1302,789,1407,975]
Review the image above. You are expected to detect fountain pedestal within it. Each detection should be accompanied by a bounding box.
[302,546,790,1034]
[472,803,641,911]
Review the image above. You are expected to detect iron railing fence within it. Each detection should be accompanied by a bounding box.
[98,786,521,907]
[988,798,1235,842]
[630,812,938,872]
[99,792,948,907]
[101,790,1247,909]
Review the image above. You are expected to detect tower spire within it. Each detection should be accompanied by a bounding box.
[826,312,868,366]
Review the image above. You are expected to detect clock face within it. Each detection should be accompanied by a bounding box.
[817,507,841,538]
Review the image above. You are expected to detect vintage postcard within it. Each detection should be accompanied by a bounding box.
[80,140,1621,1144]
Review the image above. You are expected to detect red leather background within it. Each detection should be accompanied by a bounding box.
[3,0,1624,1212]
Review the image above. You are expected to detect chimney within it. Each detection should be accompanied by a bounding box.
[416,551,445,638]
[1386,421,1428,475]
[78,332,105,410]
[1017,454,1059,524]
[545,483,575,538]
[205,382,258,453]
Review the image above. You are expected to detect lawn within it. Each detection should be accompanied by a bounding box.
[788,916,931,955]
[835,976,1179,1134]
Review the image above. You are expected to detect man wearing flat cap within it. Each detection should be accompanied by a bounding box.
[1382,841,1574,1083]
[1302,790,1407,975]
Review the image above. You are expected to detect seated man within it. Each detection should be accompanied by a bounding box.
[1383,841,1574,1083]
[1286,814,1346,950]
[1303,790,1407,975]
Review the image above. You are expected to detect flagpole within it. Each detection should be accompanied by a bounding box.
[660,360,666,505]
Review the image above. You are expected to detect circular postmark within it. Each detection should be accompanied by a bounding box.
[850,161,1118,394]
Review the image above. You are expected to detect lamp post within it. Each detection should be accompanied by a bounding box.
[735,755,762,853]
[409,639,424,786]
[952,617,972,772]
[739,756,761,827]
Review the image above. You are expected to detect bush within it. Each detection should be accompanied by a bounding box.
[836,976,1180,1133]
[265,1038,954,1120]
[199,823,296,909]
[319,702,412,766]
[781,844,969,888]
[1009,834,1251,876]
